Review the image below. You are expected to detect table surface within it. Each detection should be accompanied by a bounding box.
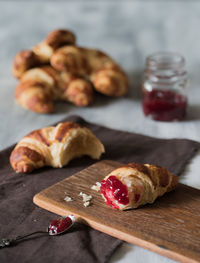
[1,1,200,263]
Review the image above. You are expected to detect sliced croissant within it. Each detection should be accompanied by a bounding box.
[10,122,105,173]
[100,163,178,210]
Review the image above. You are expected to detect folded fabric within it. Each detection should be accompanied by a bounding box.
[0,115,199,263]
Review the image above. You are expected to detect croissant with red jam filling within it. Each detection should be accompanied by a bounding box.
[100,163,178,210]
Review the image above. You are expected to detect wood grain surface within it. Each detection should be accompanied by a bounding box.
[33,160,200,263]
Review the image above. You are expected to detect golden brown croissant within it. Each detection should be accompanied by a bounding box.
[50,46,129,96]
[10,121,105,173]
[12,50,40,79]
[12,29,76,78]
[15,66,94,113]
[59,72,94,107]
[100,163,178,210]
[33,29,76,64]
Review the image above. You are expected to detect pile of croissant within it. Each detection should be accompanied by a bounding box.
[12,29,129,113]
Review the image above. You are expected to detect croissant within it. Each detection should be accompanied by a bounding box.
[50,46,128,96]
[33,29,76,64]
[13,29,76,78]
[59,71,94,107]
[10,121,105,173]
[15,66,94,113]
[12,50,40,79]
[100,163,178,210]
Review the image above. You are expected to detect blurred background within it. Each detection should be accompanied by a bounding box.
[0,0,200,146]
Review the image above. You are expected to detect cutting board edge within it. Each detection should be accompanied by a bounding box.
[33,193,198,263]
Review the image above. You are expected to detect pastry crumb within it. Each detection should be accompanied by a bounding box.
[64,196,73,202]
[91,182,101,191]
[79,192,92,207]
[83,201,90,207]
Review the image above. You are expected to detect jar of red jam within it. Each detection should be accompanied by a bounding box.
[142,52,188,121]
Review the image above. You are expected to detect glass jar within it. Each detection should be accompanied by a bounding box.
[142,52,188,121]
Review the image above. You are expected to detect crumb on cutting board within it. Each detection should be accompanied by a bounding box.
[64,195,73,202]
[91,182,101,192]
[79,192,92,207]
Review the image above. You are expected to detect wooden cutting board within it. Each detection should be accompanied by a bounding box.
[33,160,200,263]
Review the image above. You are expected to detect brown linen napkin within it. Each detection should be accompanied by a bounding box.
[0,115,199,263]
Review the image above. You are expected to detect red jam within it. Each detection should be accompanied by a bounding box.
[142,89,187,121]
[101,176,129,209]
[48,217,72,235]
[135,194,140,203]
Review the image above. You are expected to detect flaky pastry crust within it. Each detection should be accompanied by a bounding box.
[10,122,105,173]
